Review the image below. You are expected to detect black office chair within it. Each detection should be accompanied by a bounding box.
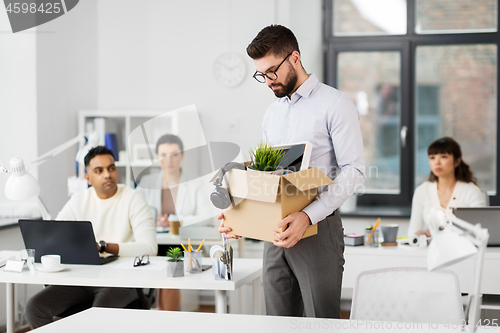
[56,288,157,318]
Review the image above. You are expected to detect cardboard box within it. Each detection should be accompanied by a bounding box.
[213,165,333,242]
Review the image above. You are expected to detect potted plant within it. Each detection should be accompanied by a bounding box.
[166,247,184,277]
[248,142,285,172]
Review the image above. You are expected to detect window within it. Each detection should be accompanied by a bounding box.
[415,0,497,34]
[337,51,402,194]
[415,44,497,191]
[333,0,407,36]
[325,0,499,207]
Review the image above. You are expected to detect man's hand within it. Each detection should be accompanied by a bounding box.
[272,212,311,248]
[217,213,242,239]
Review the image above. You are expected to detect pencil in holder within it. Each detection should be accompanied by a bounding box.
[364,229,380,247]
[184,250,202,274]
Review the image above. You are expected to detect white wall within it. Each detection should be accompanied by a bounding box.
[35,1,99,215]
[95,0,322,151]
[0,9,38,210]
[1,0,323,216]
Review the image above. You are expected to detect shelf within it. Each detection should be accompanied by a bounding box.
[79,108,205,187]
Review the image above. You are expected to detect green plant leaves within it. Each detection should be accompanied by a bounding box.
[166,247,183,262]
[249,142,285,172]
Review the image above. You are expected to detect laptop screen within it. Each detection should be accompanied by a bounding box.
[452,207,500,247]
[19,220,105,265]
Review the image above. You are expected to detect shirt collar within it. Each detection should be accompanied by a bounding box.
[280,73,319,104]
[295,73,318,99]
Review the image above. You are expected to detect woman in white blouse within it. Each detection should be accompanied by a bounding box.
[136,134,216,311]
[408,137,487,237]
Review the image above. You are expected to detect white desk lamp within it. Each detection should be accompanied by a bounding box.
[1,132,99,219]
[427,208,489,333]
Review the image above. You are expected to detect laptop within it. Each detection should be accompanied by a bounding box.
[452,207,500,247]
[276,141,312,172]
[19,220,119,265]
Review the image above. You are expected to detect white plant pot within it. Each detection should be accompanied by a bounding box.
[247,167,275,174]
[167,261,184,277]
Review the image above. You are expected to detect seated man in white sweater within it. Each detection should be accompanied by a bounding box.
[25,146,157,329]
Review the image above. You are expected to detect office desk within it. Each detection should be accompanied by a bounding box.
[344,246,500,295]
[31,307,500,333]
[0,256,262,333]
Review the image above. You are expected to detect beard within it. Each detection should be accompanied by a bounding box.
[269,66,298,98]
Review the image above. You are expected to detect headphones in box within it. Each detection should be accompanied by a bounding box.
[210,162,246,209]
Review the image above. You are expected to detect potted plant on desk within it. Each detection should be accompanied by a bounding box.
[248,142,285,173]
[166,247,184,277]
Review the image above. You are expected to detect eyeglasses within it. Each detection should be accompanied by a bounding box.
[253,52,293,83]
[133,254,150,267]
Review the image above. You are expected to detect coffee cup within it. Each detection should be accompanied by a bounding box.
[170,221,181,235]
[41,255,61,269]
[168,214,181,235]
[381,225,399,244]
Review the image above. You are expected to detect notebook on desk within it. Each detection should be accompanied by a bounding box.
[452,207,500,247]
[18,220,119,265]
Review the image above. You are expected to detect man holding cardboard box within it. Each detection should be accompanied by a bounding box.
[219,25,364,318]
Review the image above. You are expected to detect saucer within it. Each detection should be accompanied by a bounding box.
[35,264,67,273]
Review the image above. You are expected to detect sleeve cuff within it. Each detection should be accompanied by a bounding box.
[302,200,331,225]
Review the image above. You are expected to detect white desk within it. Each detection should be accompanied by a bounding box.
[31,307,500,333]
[0,256,262,333]
[344,246,500,295]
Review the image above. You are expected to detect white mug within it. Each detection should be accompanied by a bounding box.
[41,255,61,269]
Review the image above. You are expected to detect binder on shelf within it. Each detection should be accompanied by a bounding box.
[93,118,106,146]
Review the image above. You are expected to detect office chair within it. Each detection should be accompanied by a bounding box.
[350,267,464,324]
[482,190,490,206]
[56,288,157,318]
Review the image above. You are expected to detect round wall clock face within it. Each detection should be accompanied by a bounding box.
[213,52,247,88]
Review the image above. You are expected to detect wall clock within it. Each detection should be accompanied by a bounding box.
[213,52,246,88]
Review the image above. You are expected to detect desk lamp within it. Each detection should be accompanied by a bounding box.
[1,132,99,219]
[427,208,489,333]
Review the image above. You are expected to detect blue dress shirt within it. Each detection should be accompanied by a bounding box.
[263,74,365,224]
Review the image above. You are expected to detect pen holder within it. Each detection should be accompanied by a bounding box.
[364,229,380,247]
[184,251,202,274]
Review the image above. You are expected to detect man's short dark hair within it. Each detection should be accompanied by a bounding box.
[246,25,300,60]
[84,146,115,167]
[155,134,184,154]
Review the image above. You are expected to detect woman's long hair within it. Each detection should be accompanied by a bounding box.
[427,137,477,184]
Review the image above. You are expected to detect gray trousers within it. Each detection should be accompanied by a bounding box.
[263,211,345,318]
[25,286,139,329]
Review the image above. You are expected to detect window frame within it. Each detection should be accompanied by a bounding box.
[324,0,500,207]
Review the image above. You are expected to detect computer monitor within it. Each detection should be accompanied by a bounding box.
[452,207,500,247]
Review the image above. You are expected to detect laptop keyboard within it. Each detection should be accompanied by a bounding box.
[99,255,119,265]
